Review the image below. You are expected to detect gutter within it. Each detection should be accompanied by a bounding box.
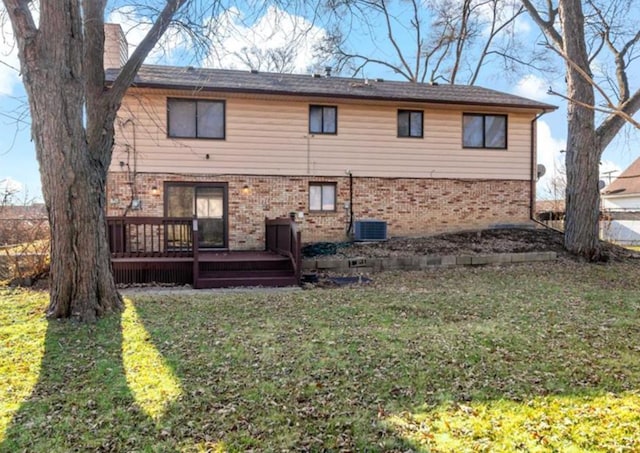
[114,80,555,110]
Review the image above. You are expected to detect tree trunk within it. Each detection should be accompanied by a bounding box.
[563,134,602,260]
[30,88,122,322]
[4,0,187,321]
[560,0,603,260]
[21,3,122,321]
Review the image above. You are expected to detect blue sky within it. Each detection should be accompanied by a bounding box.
[0,1,638,202]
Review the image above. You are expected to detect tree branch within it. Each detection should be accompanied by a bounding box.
[597,88,640,150]
[520,0,563,47]
[410,0,421,82]
[83,0,108,136]
[379,0,415,81]
[336,50,413,81]
[549,87,640,130]
[2,0,38,69]
[545,42,624,120]
[107,0,189,107]
[469,2,525,85]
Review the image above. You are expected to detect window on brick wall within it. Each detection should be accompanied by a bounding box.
[309,105,337,134]
[168,98,225,139]
[309,183,336,212]
[463,113,507,149]
[397,110,423,138]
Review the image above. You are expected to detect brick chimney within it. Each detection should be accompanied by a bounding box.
[103,23,128,69]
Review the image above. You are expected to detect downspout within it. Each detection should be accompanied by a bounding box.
[530,110,561,230]
[345,170,353,237]
[347,171,354,236]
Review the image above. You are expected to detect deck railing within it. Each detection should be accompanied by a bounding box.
[265,217,302,283]
[108,216,301,286]
[107,216,194,258]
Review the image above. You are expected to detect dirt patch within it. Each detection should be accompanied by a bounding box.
[303,227,639,262]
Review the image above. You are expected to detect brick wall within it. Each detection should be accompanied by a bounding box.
[107,172,531,250]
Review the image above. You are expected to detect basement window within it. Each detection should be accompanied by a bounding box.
[463,113,507,149]
[168,98,225,139]
[309,183,336,212]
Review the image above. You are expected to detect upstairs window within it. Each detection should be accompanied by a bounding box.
[463,113,507,149]
[309,105,337,134]
[309,182,336,212]
[398,110,423,138]
[168,98,225,139]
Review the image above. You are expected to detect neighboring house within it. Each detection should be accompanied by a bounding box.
[601,157,640,245]
[102,24,556,286]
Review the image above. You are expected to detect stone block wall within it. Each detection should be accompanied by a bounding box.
[107,172,531,250]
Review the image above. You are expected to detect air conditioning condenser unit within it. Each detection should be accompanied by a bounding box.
[354,220,387,241]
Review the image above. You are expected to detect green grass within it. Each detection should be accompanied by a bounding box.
[2,261,640,451]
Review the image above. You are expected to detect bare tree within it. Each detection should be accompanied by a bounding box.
[521,0,640,259]
[0,185,49,283]
[323,0,528,83]
[204,5,329,74]
[1,0,194,321]
[542,161,567,205]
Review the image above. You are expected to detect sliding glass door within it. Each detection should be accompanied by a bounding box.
[195,187,225,248]
[165,183,227,249]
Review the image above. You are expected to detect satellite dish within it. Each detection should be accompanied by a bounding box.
[536,164,546,180]
[598,180,606,190]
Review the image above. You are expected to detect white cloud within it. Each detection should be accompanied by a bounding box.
[513,74,552,102]
[536,119,566,200]
[0,176,24,195]
[205,6,328,73]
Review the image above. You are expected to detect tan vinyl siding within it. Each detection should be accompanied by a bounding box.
[111,89,538,180]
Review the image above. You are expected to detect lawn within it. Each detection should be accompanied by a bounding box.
[2,261,640,452]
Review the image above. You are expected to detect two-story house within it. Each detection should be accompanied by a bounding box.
[103,24,555,287]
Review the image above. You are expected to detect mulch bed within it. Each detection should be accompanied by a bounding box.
[305,227,639,263]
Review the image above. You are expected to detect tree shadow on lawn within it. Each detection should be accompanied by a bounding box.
[3,286,640,451]
[1,302,184,452]
[1,298,417,452]
[125,289,640,451]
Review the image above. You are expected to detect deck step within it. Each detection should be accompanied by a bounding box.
[195,275,298,289]
[198,269,295,279]
[199,261,292,272]
[197,251,292,272]
[197,251,290,263]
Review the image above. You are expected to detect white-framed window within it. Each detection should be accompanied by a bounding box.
[309,183,336,212]
[168,98,225,139]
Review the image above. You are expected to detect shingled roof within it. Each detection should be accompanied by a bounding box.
[603,156,640,196]
[106,65,556,110]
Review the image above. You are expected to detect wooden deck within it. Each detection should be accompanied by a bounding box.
[108,217,301,288]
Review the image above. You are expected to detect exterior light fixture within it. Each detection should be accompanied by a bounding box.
[242,184,250,195]
[151,186,159,196]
